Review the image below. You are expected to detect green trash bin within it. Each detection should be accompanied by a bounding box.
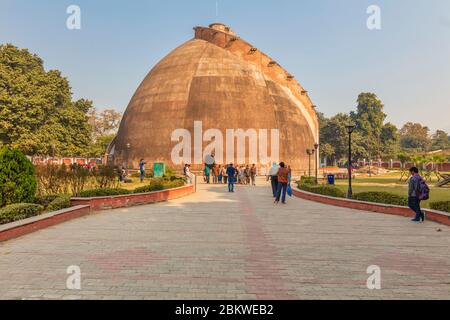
[153,163,166,178]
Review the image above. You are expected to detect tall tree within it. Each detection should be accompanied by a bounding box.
[86,107,122,157]
[350,93,387,161]
[431,130,450,150]
[380,122,399,159]
[88,107,122,139]
[0,44,92,156]
[320,113,365,163]
[399,122,431,151]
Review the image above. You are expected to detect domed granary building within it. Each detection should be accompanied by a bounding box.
[108,23,319,172]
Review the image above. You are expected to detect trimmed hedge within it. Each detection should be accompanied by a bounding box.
[47,195,71,212]
[430,201,450,213]
[300,176,316,185]
[134,184,164,194]
[34,195,58,208]
[78,177,186,198]
[34,194,71,212]
[353,192,408,206]
[163,179,186,189]
[78,188,132,198]
[134,177,185,194]
[0,203,44,225]
[298,183,346,198]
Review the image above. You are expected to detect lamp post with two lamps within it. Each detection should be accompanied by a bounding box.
[314,143,319,184]
[346,124,355,199]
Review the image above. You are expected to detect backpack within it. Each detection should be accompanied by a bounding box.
[417,176,430,201]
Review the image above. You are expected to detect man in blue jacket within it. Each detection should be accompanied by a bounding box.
[226,163,236,193]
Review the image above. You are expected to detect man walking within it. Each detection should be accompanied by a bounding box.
[267,162,279,197]
[250,164,257,186]
[139,159,146,183]
[275,162,289,204]
[226,163,236,192]
[408,167,426,222]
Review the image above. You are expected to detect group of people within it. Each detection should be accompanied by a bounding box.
[203,164,258,186]
[267,162,292,204]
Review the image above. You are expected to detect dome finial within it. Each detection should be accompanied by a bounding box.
[209,22,237,36]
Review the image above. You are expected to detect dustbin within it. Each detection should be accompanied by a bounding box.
[153,162,166,178]
[327,174,335,185]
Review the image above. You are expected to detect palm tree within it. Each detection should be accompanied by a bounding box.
[431,155,446,172]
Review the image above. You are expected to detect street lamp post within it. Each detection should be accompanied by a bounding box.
[306,149,313,177]
[126,143,131,175]
[346,124,355,199]
[314,143,319,184]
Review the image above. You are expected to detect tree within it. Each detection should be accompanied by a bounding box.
[0,147,37,207]
[350,93,387,161]
[380,123,399,159]
[431,130,450,151]
[399,122,431,151]
[0,44,92,156]
[86,107,122,157]
[85,133,116,157]
[88,107,122,139]
[319,143,335,166]
[320,113,351,162]
[319,113,365,163]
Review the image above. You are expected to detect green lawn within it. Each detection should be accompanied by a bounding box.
[329,172,450,208]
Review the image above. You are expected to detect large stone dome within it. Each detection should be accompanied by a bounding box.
[111,23,319,171]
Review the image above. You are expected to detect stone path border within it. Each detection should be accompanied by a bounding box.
[292,187,450,226]
[0,185,195,243]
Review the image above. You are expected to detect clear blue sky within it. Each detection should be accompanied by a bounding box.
[1,0,449,132]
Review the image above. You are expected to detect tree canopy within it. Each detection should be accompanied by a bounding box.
[0,44,122,157]
[318,92,446,164]
[0,44,93,156]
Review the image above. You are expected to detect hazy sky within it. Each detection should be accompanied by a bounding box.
[1,0,449,132]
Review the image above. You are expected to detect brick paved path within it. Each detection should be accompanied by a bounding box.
[0,180,449,300]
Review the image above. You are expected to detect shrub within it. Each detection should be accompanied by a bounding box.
[163,167,176,178]
[78,188,131,198]
[35,163,69,196]
[134,184,164,194]
[163,179,186,189]
[0,203,44,225]
[300,176,316,185]
[93,165,119,189]
[298,183,346,198]
[133,176,185,194]
[0,147,37,207]
[430,201,450,213]
[47,195,72,212]
[34,195,59,208]
[353,192,408,206]
[67,164,90,196]
[131,170,153,179]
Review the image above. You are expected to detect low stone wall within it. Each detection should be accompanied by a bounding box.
[0,205,91,242]
[0,185,195,242]
[71,185,194,211]
[292,187,450,226]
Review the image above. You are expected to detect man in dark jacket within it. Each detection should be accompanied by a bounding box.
[226,164,236,193]
[408,167,425,222]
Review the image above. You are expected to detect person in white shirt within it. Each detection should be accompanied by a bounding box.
[184,164,192,185]
[267,162,280,197]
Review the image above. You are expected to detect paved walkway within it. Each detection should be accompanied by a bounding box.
[0,180,449,300]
